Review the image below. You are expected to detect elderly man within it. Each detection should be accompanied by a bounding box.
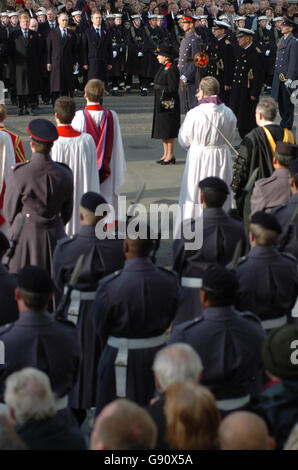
[176,76,237,230]
[5,368,86,450]
[146,343,203,449]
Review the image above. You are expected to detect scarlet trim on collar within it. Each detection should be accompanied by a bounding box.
[57,126,81,137]
[85,104,103,111]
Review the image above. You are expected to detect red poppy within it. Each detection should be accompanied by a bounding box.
[215,45,218,49]
[29,35,33,39]
[242,54,246,57]
[68,33,71,37]
[38,33,41,37]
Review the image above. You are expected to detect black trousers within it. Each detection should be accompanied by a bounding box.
[278,83,294,130]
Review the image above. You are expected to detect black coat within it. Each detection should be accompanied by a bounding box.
[125,25,152,76]
[47,27,77,93]
[82,26,113,83]
[151,62,180,140]
[0,264,18,326]
[0,25,8,81]
[109,24,126,78]
[9,29,40,95]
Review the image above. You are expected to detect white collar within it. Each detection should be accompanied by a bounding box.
[260,121,276,127]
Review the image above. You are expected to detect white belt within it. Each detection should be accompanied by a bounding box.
[181,277,202,288]
[261,315,287,330]
[65,288,97,325]
[204,144,227,149]
[107,334,167,398]
[216,394,250,411]
[55,395,69,411]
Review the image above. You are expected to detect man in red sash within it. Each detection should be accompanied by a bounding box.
[72,79,126,223]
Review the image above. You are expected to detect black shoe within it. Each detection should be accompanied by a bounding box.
[160,157,176,165]
[140,88,148,96]
[112,89,123,97]
[156,158,165,164]
[17,108,23,116]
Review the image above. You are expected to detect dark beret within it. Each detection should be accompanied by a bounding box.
[289,158,298,174]
[80,192,107,213]
[263,325,298,380]
[199,177,229,194]
[17,266,54,293]
[276,141,298,158]
[27,119,58,143]
[0,231,9,253]
[202,265,239,294]
[251,211,282,234]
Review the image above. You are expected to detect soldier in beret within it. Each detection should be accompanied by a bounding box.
[0,265,80,420]
[271,18,298,131]
[229,28,264,139]
[53,191,125,424]
[170,265,265,415]
[3,118,74,276]
[250,142,298,214]
[234,211,298,333]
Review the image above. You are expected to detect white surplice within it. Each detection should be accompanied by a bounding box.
[51,129,100,237]
[176,102,237,233]
[72,106,126,220]
[0,131,17,237]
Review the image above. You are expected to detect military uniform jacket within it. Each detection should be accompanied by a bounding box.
[0,310,80,402]
[274,193,298,259]
[82,25,113,82]
[53,225,125,409]
[109,24,126,77]
[8,28,40,95]
[47,27,77,93]
[250,168,291,214]
[254,25,276,73]
[235,245,298,324]
[170,306,265,401]
[178,28,202,111]
[0,25,8,81]
[229,43,264,130]
[125,25,152,76]
[92,257,179,411]
[272,33,298,101]
[206,35,234,89]
[3,153,73,274]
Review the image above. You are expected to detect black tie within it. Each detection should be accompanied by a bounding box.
[96,28,100,38]
[24,30,28,39]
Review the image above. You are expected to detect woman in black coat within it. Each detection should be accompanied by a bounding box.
[151,43,180,165]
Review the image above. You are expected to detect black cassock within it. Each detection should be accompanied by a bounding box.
[9,29,40,95]
[47,27,77,94]
[151,62,180,140]
[82,26,113,83]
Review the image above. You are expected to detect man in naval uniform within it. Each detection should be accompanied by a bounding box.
[271,18,298,131]
[91,223,179,415]
[178,15,202,113]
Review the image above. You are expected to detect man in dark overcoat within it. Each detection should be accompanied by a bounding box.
[3,119,73,276]
[47,12,77,102]
[9,12,40,115]
[82,10,113,87]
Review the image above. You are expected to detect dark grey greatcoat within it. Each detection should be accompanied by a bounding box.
[82,26,113,83]
[47,27,77,93]
[53,225,125,409]
[151,62,180,140]
[3,153,73,275]
[9,28,40,95]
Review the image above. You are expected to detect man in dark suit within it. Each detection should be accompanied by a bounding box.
[47,12,77,102]
[82,10,113,87]
[38,7,58,104]
[9,12,40,115]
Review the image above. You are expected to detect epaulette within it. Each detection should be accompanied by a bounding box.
[181,315,204,330]
[57,162,72,172]
[225,39,230,45]
[98,270,122,287]
[11,160,30,171]
[56,234,76,246]
[0,323,14,335]
[256,47,262,53]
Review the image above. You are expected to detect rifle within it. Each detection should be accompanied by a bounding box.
[5,215,25,269]
[55,254,84,322]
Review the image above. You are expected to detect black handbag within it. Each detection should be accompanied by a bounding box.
[159,89,175,113]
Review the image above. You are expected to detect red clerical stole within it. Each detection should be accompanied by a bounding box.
[83,106,114,183]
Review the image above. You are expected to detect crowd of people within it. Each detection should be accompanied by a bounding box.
[0,0,298,454]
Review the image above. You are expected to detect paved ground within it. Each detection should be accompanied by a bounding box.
[4,91,298,267]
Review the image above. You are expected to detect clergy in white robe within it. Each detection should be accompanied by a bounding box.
[0,131,17,237]
[72,101,126,222]
[175,80,237,235]
[51,125,100,236]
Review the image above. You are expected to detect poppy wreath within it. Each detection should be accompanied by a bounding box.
[193,52,209,68]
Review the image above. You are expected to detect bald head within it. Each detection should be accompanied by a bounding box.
[218,411,274,450]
